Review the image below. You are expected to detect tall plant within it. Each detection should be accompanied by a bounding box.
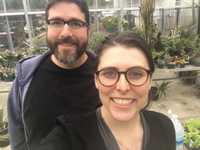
[140,0,155,47]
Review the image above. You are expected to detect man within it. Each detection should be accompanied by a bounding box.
[7,0,100,149]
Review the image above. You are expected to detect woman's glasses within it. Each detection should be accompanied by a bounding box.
[96,67,151,87]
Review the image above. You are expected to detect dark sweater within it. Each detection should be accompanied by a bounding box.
[37,110,176,150]
[24,51,100,146]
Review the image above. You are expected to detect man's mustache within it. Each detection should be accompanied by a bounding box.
[56,37,78,46]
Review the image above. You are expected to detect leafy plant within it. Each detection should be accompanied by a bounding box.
[150,81,171,100]
[156,81,171,99]
[0,50,24,81]
[184,118,200,149]
[102,16,119,33]
[88,32,107,53]
[23,32,47,55]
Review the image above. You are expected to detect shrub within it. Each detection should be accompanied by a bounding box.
[184,118,200,149]
[88,32,107,53]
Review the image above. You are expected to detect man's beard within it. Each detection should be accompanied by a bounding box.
[47,36,87,66]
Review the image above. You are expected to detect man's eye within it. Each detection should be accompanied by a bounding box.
[68,21,82,28]
[49,20,63,26]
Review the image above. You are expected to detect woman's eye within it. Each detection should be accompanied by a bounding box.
[102,71,116,79]
[128,71,144,79]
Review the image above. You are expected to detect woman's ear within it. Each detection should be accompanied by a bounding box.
[94,74,99,90]
[148,77,152,90]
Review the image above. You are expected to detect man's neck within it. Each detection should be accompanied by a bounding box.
[51,52,88,69]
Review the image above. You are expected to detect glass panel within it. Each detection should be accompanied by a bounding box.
[7,16,26,49]
[29,0,49,10]
[5,0,23,11]
[31,14,47,50]
[0,0,3,12]
[0,16,9,50]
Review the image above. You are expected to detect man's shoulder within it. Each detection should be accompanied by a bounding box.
[17,51,50,66]
[15,51,51,82]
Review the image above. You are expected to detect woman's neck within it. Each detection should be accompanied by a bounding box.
[101,107,143,150]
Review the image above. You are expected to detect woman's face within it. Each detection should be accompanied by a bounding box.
[95,45,151,122]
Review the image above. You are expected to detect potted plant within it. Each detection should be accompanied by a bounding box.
[184,118,200,150]
[150,81,171,101]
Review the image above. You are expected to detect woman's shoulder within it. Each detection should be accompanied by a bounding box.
[143,110,175,133]
[142,110,176,150]
[143,110,173,126]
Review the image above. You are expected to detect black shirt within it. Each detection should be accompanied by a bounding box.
[24,52,100,146]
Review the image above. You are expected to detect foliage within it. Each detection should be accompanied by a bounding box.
[151,27,200,67]
[152,81,171,100]
[140,0,155,47]
[156,81,171,98]
[131,27,145,39]
[88,32,107,53]
[0,50,24,81]
[102,16,119,33]
[0,32,47,81]
[184,118,200,149]
[23,32,47,55]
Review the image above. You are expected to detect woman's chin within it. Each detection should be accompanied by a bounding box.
[111,109,138,122]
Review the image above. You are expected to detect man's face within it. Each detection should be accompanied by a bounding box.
[47,2,89,66]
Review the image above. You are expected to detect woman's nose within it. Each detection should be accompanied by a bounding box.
[116,74,130,93]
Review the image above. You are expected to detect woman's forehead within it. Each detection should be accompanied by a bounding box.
[98,45,149,70]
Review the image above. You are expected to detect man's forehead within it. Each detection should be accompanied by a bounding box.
[48,2,85,21]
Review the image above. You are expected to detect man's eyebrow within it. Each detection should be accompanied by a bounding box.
[48,17,64,20]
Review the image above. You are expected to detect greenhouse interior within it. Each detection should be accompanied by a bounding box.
[0,0,200,150]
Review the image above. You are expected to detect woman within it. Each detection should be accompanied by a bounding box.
[38,32,176,150]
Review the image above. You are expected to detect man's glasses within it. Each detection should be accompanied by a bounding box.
[47,18,88,29]
[96,67,151,87]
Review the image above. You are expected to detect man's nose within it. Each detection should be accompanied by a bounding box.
[60,24,73,37]
[116,74,130,93]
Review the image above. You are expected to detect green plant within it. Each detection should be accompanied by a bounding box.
[23,32,47,55]
[184,118,200,149]
[102,16,119,33]
[0,50,24,81]
[88,32,107,53]
[150,81,171,100]
[157,81,171,98]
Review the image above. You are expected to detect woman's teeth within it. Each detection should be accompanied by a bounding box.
[112,98,134,105]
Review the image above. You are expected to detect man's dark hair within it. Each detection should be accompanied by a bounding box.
[96,31,155,74]
[45,0,90,25]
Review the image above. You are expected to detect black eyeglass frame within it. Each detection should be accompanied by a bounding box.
[95,67,151,87]
[47,18,88,29]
